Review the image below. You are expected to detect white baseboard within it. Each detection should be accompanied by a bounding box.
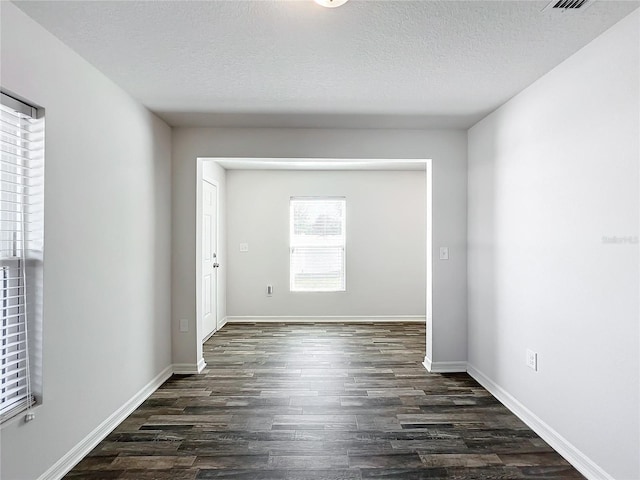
[203,317,228,343]
[225,315,426,323]
[38,365,173,480]
[466,364,614,480]
[422,357,468,373]
[173,359,207,375]
[202,330,215,342]
[196,358,206,373]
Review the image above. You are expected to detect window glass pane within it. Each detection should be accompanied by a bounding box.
[291,246,345,292]
[292,199,344,239]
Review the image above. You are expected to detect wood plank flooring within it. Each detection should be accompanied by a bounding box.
[65,323,584,479]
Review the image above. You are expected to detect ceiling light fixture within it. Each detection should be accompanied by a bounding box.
[313,0,349,8]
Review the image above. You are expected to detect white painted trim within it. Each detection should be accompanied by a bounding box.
[37,365,173,480]
[422,357,467,373]
[422,356,433,371]
[208,157,427,171]
[202,330,215,343]
[467,364,615,480]
[425,159,434,366]
[225,315,426,323]
[172,360,207,375]
[196,358,207,373]
[203,317,228,343]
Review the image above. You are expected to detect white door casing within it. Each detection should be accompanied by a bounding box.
[202,180,218,340]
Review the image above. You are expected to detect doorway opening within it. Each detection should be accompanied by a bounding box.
[195,158,433,368]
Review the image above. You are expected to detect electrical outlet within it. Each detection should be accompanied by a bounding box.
[239,243,249,252]
[179,319,189,333]
[526,349,538,371]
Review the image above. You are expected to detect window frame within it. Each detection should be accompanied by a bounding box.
[0,92,44,424]
[289,196,347,293]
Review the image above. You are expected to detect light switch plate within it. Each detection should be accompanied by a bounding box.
[439,247,449,260]
[239,243,249,252]
[179,319,188,333]
[526,349,538,371]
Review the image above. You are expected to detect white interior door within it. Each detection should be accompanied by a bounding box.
[202,180,218,340]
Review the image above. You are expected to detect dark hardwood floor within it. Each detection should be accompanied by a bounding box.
[65,323,584,479]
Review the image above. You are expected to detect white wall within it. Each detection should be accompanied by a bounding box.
[226,169,426,317]
[172,128,467,367]
[0,4,172,479]
[467,10,639,480]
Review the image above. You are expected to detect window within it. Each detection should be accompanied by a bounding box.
[0,93,44,423]
[290,197,346,292]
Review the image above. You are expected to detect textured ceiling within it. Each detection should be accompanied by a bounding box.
[13,0,640,128]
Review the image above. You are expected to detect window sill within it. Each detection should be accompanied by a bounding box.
[0,402,41,430]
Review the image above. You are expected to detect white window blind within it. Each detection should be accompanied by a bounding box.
[290,197,346,292]
[0,93,43,422]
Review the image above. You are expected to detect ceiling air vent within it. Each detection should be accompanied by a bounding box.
[543,0,595,11]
